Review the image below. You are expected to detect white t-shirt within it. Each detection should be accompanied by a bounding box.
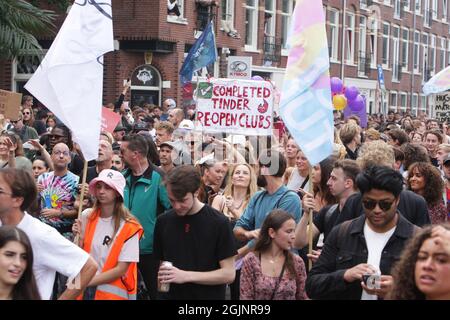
[81,209,139,273]
[361,222,396,300]
[15,213,89,300]
[286,169,309,191]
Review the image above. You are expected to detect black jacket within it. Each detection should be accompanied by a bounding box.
[305,214,417,300]
[340,190,430,227]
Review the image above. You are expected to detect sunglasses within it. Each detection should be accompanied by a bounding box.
[362,199,395,211]
[23,112,31,115]
[113,160,122,164]
[11,119,22,124]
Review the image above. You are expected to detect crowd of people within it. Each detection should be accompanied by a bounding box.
[0,88,449,300]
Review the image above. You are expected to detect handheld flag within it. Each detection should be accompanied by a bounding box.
[423,65,450,96]
[279,0,333,165]
[25,0,114,161]
[179,21,218,84]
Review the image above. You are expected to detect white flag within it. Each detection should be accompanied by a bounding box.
[25,0,114,161]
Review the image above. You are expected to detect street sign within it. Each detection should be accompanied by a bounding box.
[377,64,385,90]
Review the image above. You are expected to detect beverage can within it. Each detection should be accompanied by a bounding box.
[158,261,173,293]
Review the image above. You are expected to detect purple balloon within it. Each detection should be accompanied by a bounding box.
[251,75,264,81]
[344,86,359,101]
[348,95,365,112]
[330,77,343,94]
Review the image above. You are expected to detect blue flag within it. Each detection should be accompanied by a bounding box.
[179,21,217,84]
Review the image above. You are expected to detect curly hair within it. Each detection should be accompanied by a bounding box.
[406,162,444,205]
[400,143,430,171]
[356,140,394,170]
[387,224,450,300]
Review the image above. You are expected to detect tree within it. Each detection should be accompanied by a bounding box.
[0,0,56,60]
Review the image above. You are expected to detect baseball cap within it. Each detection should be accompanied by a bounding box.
[443,154,450,166]
[89,169,125,200]
[132,122,149,132]
[178,119,194,131]
[114,123,125,132]
[165,98,176,110]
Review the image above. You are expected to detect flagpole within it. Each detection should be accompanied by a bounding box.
[74,160,89,246]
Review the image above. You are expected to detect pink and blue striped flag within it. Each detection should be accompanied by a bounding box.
[279,0,333,165]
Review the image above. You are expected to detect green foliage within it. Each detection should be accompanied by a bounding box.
[0,0,56,59]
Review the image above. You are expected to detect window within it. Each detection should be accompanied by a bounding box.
[424,0,431,27]
[394,0,401,18]
[245,0,258,50]
[264,0,275,38]
[404,0,411,11]
[12,51,46,93]
[444,0,448,21]
[281,0,294,51]
[422,33,429,82]
[384,0,392,5]
[358,16,367,76]
[432,0,437,19]
[448,40,450,66]
[345,12,355,64]
[382,23,390,66]
[167,0,186,23]
[415,0,422,14]
[221,0,235,28]
[400,92,408,110]
[390,91,398,110]
[392,26,400,81]
[360,0,369,9]
[412,93,419,115]
[440,38,446,71]
[420,95,427,112]
[430,34,436,75]
[329,9,340,61]
[414,31,420,72]
[401,28,409,71]
[368,17,378,68]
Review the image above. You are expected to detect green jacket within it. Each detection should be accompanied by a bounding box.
[123,165,171,254]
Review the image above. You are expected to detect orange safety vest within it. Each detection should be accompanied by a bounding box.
[80,209,143,300]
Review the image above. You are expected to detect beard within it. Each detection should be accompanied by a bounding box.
[257,174,267,188]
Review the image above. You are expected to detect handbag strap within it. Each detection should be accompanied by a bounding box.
[269,253,287,300]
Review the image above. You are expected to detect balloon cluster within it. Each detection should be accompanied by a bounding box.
[330,77,365,112]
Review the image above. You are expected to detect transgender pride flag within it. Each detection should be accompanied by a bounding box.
[279,0,333,165]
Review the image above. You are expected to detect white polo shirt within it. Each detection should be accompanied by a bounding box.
[16,213,89,300]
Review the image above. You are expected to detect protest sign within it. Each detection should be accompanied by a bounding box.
[435,92,450,123]
[101,107,122,133]
[195,78,273,136]
[0,90,22,120]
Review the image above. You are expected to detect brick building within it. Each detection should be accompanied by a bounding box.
[1,0,449,116]
[324,0,450,116]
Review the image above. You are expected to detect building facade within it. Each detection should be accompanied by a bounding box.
[324,0,450,116]
[0,0,449,116]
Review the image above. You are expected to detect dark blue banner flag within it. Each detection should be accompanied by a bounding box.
[179,21,217,84]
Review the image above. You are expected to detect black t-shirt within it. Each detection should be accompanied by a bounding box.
[153,204,237,300]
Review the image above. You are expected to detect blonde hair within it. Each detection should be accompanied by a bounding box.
[339,122,360,145]
[357,140,395,170]
[223,163,258,205]
[437,143,450,153]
